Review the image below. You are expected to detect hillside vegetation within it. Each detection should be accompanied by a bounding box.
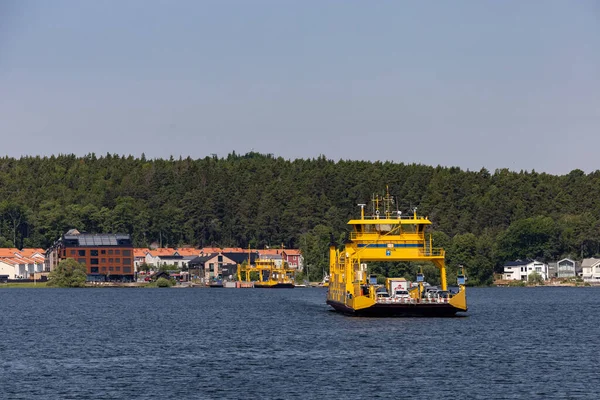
[1,152,599,285]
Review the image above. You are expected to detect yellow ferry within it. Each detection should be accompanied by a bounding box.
[326,188,467,317]
[238,258,295,289]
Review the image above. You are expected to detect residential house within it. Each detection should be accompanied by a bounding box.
[134,248,151,272]
[556,258,577,278]
[581,258,600,281]
[144,248,177,268]
[0,249,46,279]
[282,249,303,271]
[502,259,549,281]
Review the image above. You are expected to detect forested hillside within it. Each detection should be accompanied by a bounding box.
[1,152,599,285]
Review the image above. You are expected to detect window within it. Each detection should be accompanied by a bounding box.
[108,258,114,263]
[218,255,223,262]
[101,250,106,254]
[78,250,86,256]
[90,249,98,256]
[115,250,121,255]
[109,266,114,271]
[101,267,107,272]
[91,258,99,265]
[115,258,120,263]
[123,258,131,265]
[101,258,106,263]
[122,250,131,256]
[108,250,113,255]
[116,267,121,271]
[77,258,86,265]
[91,267,99,273]
[70,250,76,256]
[123,267,131,273]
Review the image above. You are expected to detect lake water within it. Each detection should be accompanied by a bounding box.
[0,286,598,399]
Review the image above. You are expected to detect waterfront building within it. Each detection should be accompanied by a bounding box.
[581,258,600,282]
[502,259,549,281]
[46,229,134,282]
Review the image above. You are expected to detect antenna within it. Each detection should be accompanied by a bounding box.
[358,203,366,219]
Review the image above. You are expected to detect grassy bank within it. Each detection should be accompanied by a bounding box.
[0,282,50,288]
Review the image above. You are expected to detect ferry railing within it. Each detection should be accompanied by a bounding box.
[349,233,424,240]
[419,248,445,257]
[359,215,429,220]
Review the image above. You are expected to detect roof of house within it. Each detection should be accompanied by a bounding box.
[581,258,600,267]
[188,255,214,266]
[223,251,258,264]
[283,249,302,256]
[147,248,177,257]
[0,258,20,265]
[134,248,151,257]
[200,247,222,254]
[503,258,536,267]
[175,247,200,256]
[18,248,45,257]
[221,247,246,253]
[0,248,21,258]
[259,249,284,256]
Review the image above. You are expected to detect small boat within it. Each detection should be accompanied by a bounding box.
[326,187,467,317]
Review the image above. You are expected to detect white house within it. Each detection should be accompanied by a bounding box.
[581,258,600,281]
[0,256,44,279]
[503,259,549,281]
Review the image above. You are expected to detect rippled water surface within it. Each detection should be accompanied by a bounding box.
[1,286,598,399]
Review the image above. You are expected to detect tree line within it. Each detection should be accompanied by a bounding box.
[1,152,599,285]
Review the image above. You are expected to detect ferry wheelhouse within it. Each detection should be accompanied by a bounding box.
[326,189,467,317]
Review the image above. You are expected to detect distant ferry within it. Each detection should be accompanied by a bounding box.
[326,188,467,317]
[238,258,295,288]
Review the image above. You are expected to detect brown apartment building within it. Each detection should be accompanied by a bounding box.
[46,229,134,282]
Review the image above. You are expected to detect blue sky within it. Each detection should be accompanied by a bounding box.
[1,0,598,175]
